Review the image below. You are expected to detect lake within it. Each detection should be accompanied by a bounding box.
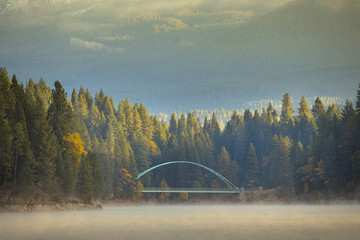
[1,204,360,240]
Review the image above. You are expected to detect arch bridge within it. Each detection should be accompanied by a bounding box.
[136,161,241,194]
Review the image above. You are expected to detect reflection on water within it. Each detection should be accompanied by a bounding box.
[1,204,360,240]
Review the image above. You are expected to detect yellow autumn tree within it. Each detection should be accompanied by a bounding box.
[62,132,87,166]
[150,140,159,157]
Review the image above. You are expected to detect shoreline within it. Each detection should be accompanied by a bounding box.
[0,201,103,213]
[2,199,360,213]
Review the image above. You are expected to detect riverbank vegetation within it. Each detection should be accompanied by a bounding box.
[1,67,360,206]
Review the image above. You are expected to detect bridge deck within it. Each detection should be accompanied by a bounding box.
[141,187,241,194]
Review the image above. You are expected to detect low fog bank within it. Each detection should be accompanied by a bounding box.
[1,205,360,240]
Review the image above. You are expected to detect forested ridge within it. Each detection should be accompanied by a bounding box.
[1,67,360,203]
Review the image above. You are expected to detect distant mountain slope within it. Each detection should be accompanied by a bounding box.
[0,0,359,113]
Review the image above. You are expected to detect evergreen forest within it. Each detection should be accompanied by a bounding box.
[1,67,360,203]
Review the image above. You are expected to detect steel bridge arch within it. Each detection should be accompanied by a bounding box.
[136,161,239,191]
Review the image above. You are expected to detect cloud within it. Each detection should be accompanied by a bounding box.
[195,0,294,12]
[70,37,124,52]
[315,0,352,12]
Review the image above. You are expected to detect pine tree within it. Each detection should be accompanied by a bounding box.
[298,97,311,119]
[152,116,168,154]
[28,96,57,194]
[103,96,115,119]
[210,112,221,152]
[88,104,102,137]
[11,75,33,125]
[177,132,188,186]
[290,141,305,193]
[233,118,247,184]
[36,78,52,110]
[105,118,116,155]
[187,112,200,134]
[169,112,178,136]
[222,112,238,158]
[25,78,36,105]
[355,84,360,183]
[356,84,360,134]
[85,88,93,110]
[10,76,36,198]
[130,107,142,139]
[139,102,153,140]
[95,89,106,113]
[203,117,210,135]
[244,109,253,126]
[122,98,133,137]
[78,85,85,98]
[164,135,179,186]
[266,135,289,189]
[0,68,15,185]
[312,97,326,122]
[341,100,357,185]
[280,93,294,124]
[297,96,316,148]
[87,152,104,198]
[77,93,89,120]
[165,135,179,162]
[177,113,187,136]
[12,121,35,197]
[244,143,259,187]
[229,160,239,187]
[71,88,78,107]
[278,136,291,189]
[322,133,340,191]
[0,112,13,185]
[114,130,137,177]
[48,81,74,142]
[77,157,94,203]
[218,147,231,183]
[132,134,151,186]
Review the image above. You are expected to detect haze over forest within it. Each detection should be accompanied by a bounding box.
[1,0,359,113]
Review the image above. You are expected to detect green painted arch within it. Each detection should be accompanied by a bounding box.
[136,161,239,191]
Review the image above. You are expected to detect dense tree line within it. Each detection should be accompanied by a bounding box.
[159,97,347,129]
[1,67,360,202]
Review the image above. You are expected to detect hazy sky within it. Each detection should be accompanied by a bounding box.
[1,0,294,16]
[0,0,359,113]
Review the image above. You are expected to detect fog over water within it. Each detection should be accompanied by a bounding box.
[1,205,360,240]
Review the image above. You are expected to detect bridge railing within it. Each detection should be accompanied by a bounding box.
[140,187,263,193]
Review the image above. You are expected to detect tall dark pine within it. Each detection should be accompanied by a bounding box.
[9,76,36,197]
[0,68,15,185]
[48,81,74,142]
[28,97,57,194]
[341,100,357,185]
[48,81,75,193]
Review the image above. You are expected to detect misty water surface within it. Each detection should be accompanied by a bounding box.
[1,204,360,240]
